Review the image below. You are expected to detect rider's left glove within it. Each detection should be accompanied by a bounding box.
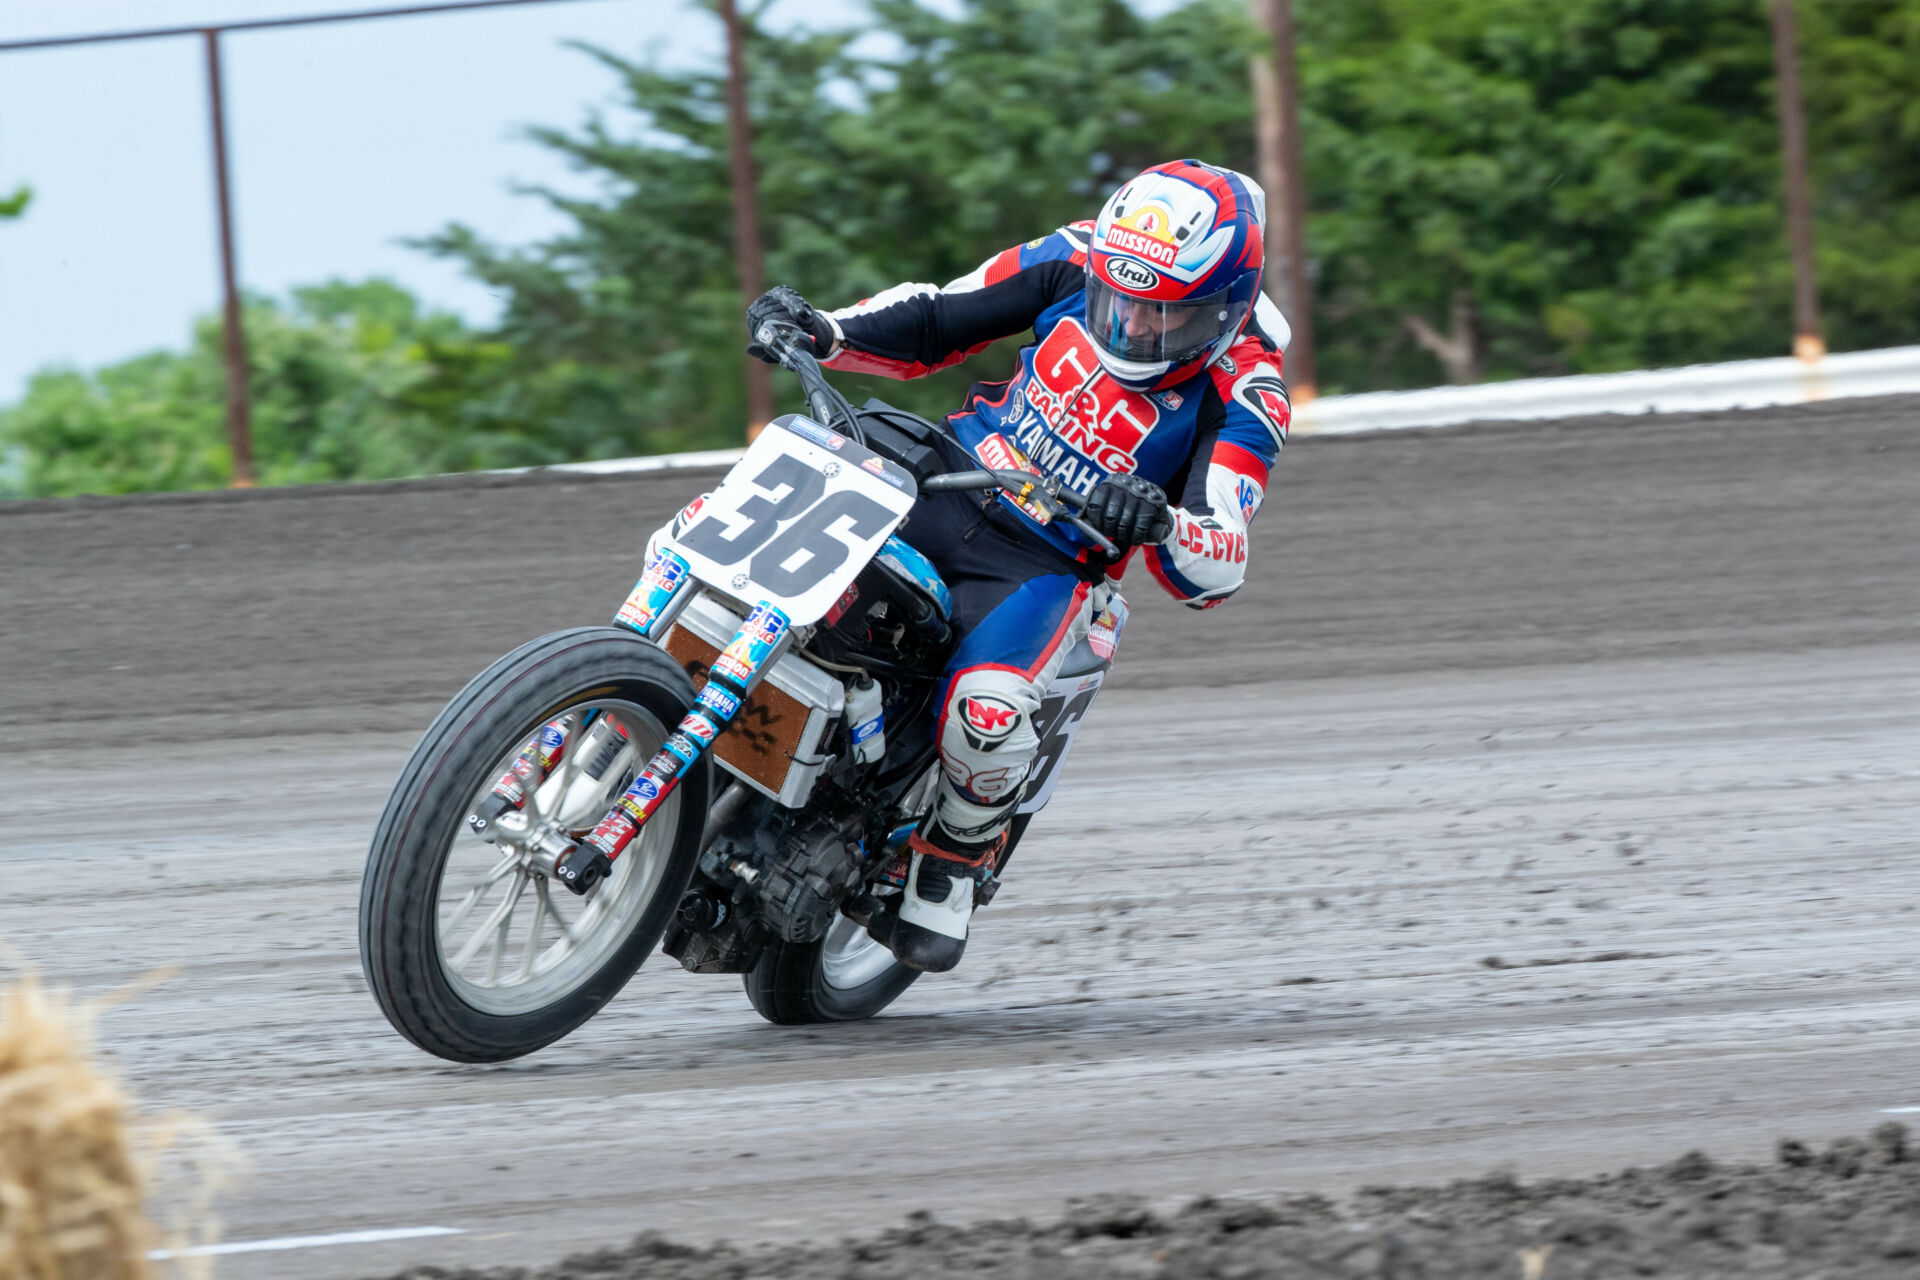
[745,285,838,364]
[1085,473,1173,553]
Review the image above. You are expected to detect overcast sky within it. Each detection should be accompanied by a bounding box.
[0,0,873,402]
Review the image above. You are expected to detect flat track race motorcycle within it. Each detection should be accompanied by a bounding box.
[359,323,1130,1062]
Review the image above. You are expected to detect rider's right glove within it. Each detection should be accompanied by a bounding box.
[745,285,837,364]
[1084,473,1174,554]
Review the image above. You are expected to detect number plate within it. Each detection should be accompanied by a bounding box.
[664,416,918,624]
[1018,668,1104,815]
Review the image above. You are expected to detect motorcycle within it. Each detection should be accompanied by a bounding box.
[358,322,1129,1062]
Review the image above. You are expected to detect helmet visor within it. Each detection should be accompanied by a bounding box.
[1085,273,1248,367]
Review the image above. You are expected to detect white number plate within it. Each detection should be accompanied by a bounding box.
[664,416,918,624]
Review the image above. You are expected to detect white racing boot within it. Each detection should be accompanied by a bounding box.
[887,661,1068,971]
[888,811,1009,973]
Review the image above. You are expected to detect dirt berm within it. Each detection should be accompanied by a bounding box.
[373,1129,1915,1280]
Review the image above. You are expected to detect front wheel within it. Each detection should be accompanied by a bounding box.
[359,627,710,1062]
[744,911,921,1024]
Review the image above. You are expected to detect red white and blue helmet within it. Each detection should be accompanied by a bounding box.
[1085,160,1266,391]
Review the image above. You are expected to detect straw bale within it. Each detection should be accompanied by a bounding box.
[0,974,156,1280]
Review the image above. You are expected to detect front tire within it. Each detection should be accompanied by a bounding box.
[359,626,709,1062]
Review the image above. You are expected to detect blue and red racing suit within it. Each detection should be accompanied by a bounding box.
[824,220,1288,608]
[819,221,1290,847]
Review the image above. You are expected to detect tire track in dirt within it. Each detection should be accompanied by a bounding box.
[2,396,1917,1277]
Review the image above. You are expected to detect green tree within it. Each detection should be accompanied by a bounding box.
[1796,0,1920,354]
[1296,0,1791,386]
[441,0,1920,416]
[424,0,1262,454]
[1295,0,1920,387]
[0,280,508,498]
[15,0,1920,498]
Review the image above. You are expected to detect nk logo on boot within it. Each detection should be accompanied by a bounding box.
[959,695,1020,751]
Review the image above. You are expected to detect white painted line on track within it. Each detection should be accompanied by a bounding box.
[148,1226,463,1259]
[1880,1106,1920,1114]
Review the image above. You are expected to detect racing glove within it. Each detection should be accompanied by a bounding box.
[1084,473,1173,553]
[745,285,837,364]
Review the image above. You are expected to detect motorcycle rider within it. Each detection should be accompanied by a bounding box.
[741,160,1291,973]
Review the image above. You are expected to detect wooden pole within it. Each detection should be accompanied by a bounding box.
[1248,39,1285,297]
[1770,0,1824,362]
[204,29,255,486]
[717,0,773,438]
[1248,0,1315,399]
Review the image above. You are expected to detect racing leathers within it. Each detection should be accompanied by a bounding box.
[820,220,1290,876]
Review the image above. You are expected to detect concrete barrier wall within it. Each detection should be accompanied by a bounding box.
[1291,343,1920,436]
[526,343,1920,476]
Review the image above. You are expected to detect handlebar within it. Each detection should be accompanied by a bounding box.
[759,323,1124,560]
[921,468,1120,559]
[756,320,867,447]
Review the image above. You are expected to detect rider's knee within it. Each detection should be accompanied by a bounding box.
[937,669,1043,805]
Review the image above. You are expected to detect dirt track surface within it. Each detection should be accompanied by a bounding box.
[384,1129,1920,1279]
[3,395,1918,1278]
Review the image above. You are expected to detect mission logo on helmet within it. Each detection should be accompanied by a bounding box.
[1104,205,1182,267]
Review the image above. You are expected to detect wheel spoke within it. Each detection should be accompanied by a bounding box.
[451,869,525,971]
[535,876,582,950]
[444,851,520,935]
[435,697,673,1016]
[486,871,529,985]
[551,712,591,795]
[517,877,549,981]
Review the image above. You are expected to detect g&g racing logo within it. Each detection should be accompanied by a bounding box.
[1012,320,1161,490]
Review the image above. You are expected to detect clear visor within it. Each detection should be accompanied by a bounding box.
[1085,273,1248,366]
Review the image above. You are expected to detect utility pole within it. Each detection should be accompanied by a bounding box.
[204,29,255,487]
[1247,0,1316,400]
[0,1,626,490]
[1770,0,1824,362]
[717,0,773,438]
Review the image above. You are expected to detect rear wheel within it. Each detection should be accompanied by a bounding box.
[741,802,1035,1025]
[744,911,921,1024]
[359,626,709,1062]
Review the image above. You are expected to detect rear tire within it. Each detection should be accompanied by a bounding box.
[744,912,921,1025]
[359,626,709,1062]
[741,770,1036,1025]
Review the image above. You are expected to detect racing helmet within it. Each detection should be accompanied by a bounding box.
[1085,160,1266,391]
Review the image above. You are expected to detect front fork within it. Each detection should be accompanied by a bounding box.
[552,548,793,895]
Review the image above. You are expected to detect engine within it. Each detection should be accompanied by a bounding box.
[664,795,871,974]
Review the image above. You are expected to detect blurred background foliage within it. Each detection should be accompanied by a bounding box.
[5,0,1920,497]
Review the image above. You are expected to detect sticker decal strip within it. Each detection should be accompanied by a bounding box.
[579,601,792,863]
[613,547,693,638]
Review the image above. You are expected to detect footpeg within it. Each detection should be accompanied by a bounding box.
[864,901,899,948]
